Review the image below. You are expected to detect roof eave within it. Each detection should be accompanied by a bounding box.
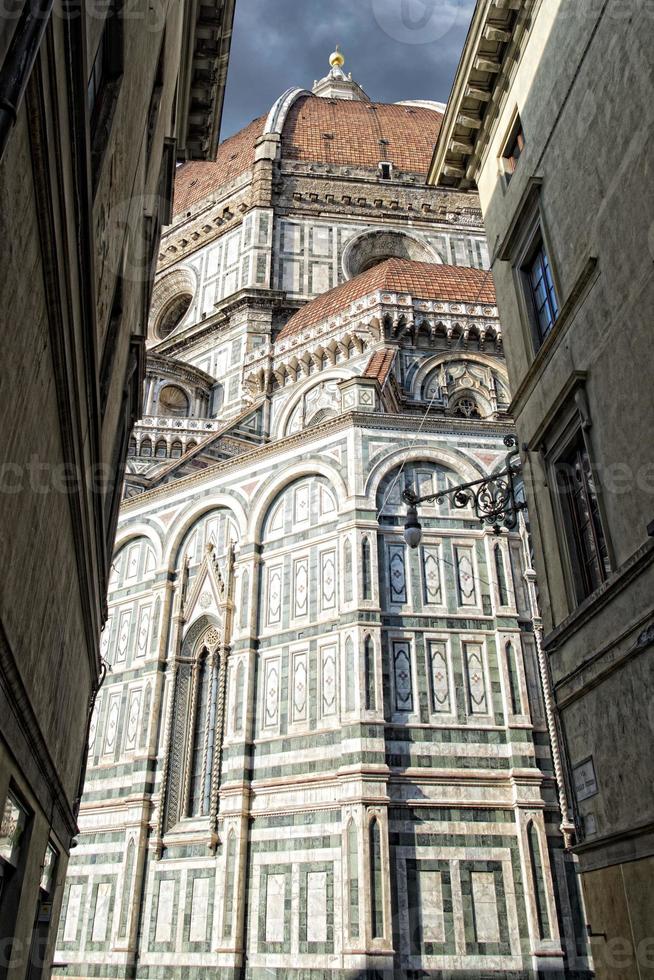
[175,0,237,161]
[427,0,534,190]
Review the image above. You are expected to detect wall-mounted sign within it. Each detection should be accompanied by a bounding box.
[573,756,598,802]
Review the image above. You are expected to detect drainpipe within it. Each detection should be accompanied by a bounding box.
[0,0,55,161]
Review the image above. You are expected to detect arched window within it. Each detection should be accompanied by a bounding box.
[155,293,192,340]
[233,660,245,734]
[127,437,136,457]
[157,384,189,418]
[527,821,551,939]
[343,538,353,602]
[188,651,211,816]
[223,831,237,939]
[347,820,359,938]
[155,439,167,459]
[118,838,136,938]
[362,537,372,600]
[505,641,522,715]
[170,440,183,458]
[451,395,482,419]
[139,684,151,750]
[140,438,152,457]
[187,440,197,451]
[369,818,383,938]
[239,569,249,630]
[495,544,509,606]
[306,407,337,428]
[164,625,221,829]
[364,636,376,711]
[345,637,355,712]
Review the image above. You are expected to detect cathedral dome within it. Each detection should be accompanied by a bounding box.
[173,91,443,216]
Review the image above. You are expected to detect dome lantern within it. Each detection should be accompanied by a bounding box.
[329,46,345,69]
[313,46,370,102]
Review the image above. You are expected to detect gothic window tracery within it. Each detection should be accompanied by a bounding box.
[164,625,220,829]
[451,395,481,419]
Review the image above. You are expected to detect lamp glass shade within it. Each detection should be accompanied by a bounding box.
[403,505,422,549]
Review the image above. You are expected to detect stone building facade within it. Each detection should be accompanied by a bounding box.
[429,2,654,977]
[0,2,234,976]
[57,54,590,978]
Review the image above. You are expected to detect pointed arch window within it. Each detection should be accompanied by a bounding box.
[239,569,250,630]
[223,830,237,939]
[495,544,509,606]
[164,628,220,830]
[345,637,356,712]
[155,439,167,459]
[505,641,522,715]
[343,538,353,602]
[118,838,136,938]
[347,820,359,938]
[452,396,482,419]
[364,636,376,711]
[139,684,151,750]
[140,438,152,457]
[233,660,245,734]
[369,817,384,938]
[188,650,211,816]
[527,821,551,939]
[362,537,372,601]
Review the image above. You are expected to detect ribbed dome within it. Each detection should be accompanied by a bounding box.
[173,93,443,216]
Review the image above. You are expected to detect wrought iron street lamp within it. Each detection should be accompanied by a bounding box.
[402,435,526,547]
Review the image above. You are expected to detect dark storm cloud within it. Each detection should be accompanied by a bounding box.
[220,0,476,137]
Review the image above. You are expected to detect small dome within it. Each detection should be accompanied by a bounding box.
[277,259,496,340]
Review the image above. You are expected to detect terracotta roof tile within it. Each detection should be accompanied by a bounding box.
[277,259,496,339]
[172,96,443,216]
[363,348,397,386]
[173,114,267,215]
[282,96,442,174]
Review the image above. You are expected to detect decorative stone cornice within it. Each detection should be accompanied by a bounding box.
[428,0,536,189]
[243,290,501,400]
[176,0,236,159]
[121,410,515,512]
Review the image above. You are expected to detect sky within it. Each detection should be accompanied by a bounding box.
[220,0,476,138]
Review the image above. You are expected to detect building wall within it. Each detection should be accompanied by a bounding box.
[0,1,232,974]
[56,70,593,977]
[439,2,654,976]
[58,416,590,979]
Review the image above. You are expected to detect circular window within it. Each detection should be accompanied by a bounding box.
[155,294,192,340]
[158,385,190,417]
[342,229,439,279]
[148,267,197,344]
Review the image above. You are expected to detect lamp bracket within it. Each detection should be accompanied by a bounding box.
[402,435,526,534]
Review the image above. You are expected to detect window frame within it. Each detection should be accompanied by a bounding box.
[522,231,559,345]
[544,397,613,609]
[500,113,525,181]
[513,211,560,353]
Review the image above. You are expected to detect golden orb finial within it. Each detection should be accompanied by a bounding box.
[329,45,345,69]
